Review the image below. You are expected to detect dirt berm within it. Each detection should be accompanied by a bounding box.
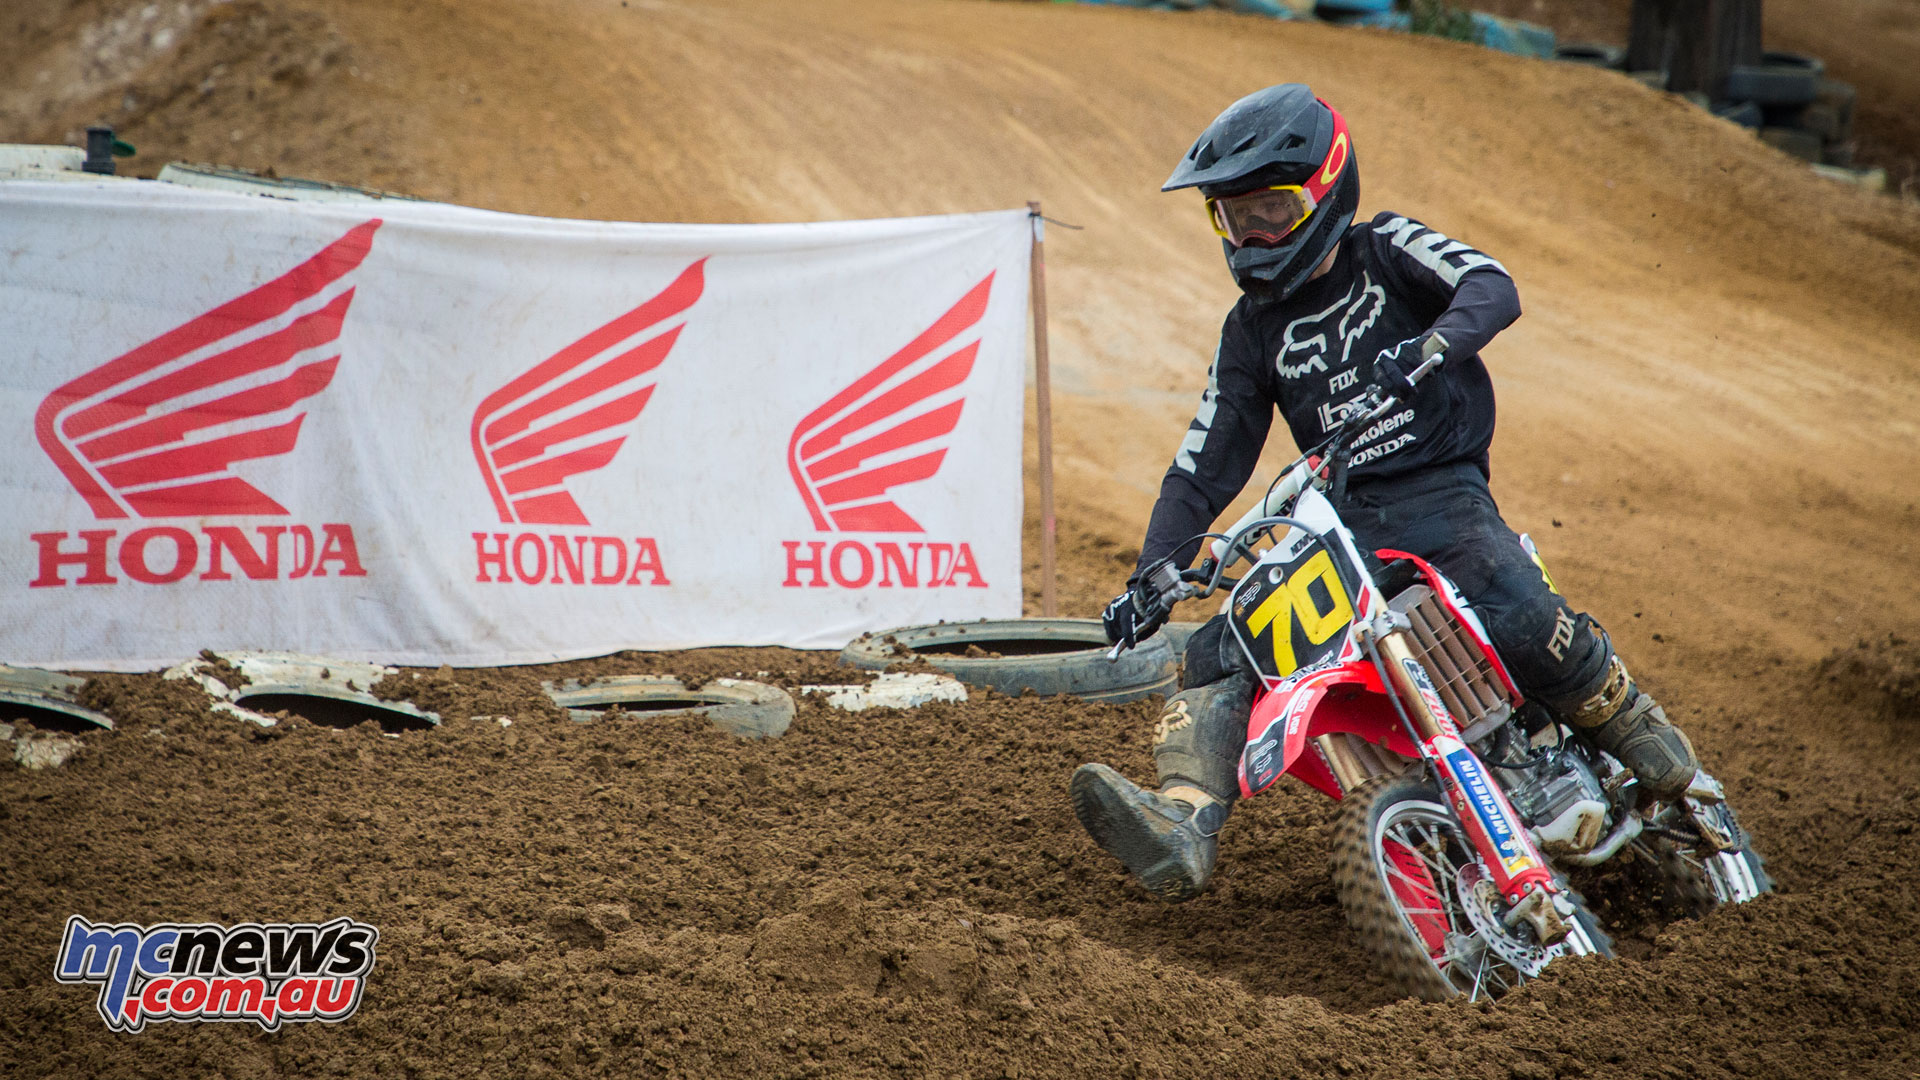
[5,1,1920,1077]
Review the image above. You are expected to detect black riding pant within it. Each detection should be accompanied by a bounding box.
[1161,462,1612,798]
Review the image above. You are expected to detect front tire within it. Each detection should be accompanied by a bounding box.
[1331,773,1612,1002]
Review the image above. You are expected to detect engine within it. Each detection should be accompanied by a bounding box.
[1503,745,1611,855]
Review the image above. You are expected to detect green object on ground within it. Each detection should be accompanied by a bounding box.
[1408,0,1477,43]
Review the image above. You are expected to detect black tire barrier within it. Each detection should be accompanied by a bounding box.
[842,618,1178,704]
[1160,621,1207,662]
[1816,78,1858,127]
[1794,101,1850,145]
[229,691,439,732]
[1712,100,1763,129]
[1776,81,1856,147]
[0,664,114,732]
[1554,43,1626,70]
[170,653,440,732]
[543,676,793,738]
[1760,126,1824,163]
[1726,51,1823,108]
[1762,50,1826,78]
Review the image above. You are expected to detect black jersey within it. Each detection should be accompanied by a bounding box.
[1136,211,1522,577]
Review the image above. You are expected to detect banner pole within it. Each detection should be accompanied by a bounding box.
[1027,201,1058,618]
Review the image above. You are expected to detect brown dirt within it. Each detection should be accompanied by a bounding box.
[5,0,1920,1076]
[5,650,1920,1078]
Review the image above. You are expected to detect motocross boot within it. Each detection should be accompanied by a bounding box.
[1565,655,1698,803]
[1070,678,1250,902]
[1069,764,1229,902]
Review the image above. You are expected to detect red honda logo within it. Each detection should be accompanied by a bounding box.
[787,273,993,532]
[34,220,382,518]
[471,259,706,526]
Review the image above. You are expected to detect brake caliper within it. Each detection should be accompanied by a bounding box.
[1501,881,1572,947]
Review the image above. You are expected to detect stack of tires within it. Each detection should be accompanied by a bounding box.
[1553,42,1626,71]
[1553,45,1864,176]
[1313,0,1400,25]
[1076,0,1297,14]
[1720,51,1854,167]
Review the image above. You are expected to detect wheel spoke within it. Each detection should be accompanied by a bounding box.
[1464,948,1493,1001]
[1488,964,1517,994]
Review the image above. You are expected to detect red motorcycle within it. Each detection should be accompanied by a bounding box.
[1117,342,1770,1000]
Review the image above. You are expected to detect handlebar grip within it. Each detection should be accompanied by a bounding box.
[1406,332,1448,387]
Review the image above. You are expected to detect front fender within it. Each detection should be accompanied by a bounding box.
[1239,663,1418,800]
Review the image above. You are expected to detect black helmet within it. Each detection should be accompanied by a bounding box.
[1163,84,1359,304]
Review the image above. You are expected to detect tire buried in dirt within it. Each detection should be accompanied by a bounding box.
[842,618,1178,703]
[1159,621,1206,662]
[1330,772,1613,1002]
[543,676,794,738]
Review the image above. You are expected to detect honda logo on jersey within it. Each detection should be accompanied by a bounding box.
[28,220,381,588]
[467,259,705,587]
[781,274,993,590]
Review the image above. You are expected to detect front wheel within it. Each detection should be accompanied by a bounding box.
[1331,772,1612,1002]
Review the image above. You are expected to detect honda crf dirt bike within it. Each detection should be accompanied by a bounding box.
[1114,339,1770,1001]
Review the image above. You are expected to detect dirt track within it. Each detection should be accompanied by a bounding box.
[5,0,1920,1076]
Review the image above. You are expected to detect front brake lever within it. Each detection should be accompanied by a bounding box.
[1107,561,1194,662]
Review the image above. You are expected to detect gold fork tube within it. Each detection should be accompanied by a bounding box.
[1375,630,1456,742]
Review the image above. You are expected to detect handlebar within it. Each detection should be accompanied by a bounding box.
[1207,334,1447,568]
[1105,336,1447,662]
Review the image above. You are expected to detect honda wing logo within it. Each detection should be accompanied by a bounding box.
[471,259,706,527]
[787,273,992,533]
[34,220,382,519]
[779,274,995,591]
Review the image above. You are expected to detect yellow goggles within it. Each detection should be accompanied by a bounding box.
[1205,184,1318,248]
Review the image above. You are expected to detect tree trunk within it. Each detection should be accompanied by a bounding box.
[1627,0,1764,99]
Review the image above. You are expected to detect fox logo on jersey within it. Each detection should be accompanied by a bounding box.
[1275,269,1386,381]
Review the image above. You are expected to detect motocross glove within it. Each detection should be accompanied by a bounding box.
[1369,333,1436,399]
[1102,582,1169,649]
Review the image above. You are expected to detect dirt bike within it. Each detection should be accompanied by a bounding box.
[1113,338,1771,1001]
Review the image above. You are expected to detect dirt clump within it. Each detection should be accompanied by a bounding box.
[74,669,220,730]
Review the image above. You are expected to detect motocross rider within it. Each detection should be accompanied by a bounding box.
[1071,84,1701,902]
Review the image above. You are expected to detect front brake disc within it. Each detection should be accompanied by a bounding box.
[1456,864,1554,977]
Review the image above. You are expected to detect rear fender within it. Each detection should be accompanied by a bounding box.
[1239,663,1417,799]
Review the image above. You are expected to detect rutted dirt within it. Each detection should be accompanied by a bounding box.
[4,651,1919,1078]
[1815,635,1920,724]
[5,0,1920,1076]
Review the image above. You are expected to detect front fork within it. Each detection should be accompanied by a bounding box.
[1371,630,1571,943]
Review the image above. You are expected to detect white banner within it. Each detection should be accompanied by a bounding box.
[0,181,1031,670]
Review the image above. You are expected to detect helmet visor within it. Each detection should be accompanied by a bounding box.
[1208,185,1317,248]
